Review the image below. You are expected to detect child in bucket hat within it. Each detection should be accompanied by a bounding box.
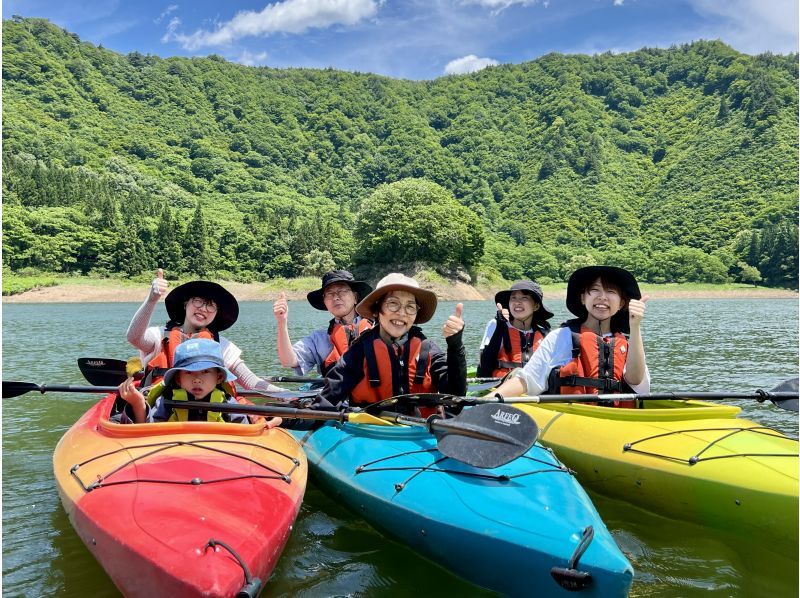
[316,273,467,416]
[118,338,248,424]
[477,280,553,378]
[492,266,650,405]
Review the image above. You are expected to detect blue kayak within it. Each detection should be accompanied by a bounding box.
[291,421,633,596]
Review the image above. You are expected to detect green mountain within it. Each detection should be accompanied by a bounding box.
[3,17,797,287]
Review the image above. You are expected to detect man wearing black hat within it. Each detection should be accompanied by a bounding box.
[273,270,373,376]
[493,266,650,403]
[127,269,282,392]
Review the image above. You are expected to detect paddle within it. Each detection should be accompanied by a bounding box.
[1,381,317,401]
[78,358,132,386]
[380,379,800,413]
[162,400,539,469]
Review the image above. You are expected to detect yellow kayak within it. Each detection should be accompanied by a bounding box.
[516,400,798,553]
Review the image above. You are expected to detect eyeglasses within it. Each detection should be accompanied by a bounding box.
[382,298,419,315]
[323,289,353,300]
[189,297,218,312]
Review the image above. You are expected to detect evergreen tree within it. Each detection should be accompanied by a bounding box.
[183,202,209,276]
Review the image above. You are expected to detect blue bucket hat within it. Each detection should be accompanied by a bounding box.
[162,338,236,387]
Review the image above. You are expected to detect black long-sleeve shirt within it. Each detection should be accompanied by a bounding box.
[319,325,467,410]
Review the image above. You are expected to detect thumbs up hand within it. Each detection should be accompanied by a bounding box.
[273,291,289,324]
[496,302,510,322]
[443,302,464,338]
[628,295,649,328]
[150,268,168,300]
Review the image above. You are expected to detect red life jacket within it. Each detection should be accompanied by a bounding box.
[321,317,372,375]
[492,322,547,378]
[142,324,218,387]
[350,328,435,409]
[549,320,635,408]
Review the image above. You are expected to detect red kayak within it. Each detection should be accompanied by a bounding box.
[53,394,307,597]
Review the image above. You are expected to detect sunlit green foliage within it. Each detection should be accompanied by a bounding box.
[2,19,797,286]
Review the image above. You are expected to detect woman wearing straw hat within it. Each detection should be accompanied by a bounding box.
[477,280,553,378]
[127,269,281,392]
[318,273,467,414]
[273,270,373,376]
[493,266,650,407]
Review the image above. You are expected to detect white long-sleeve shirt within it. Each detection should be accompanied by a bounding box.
[513,327,650,395]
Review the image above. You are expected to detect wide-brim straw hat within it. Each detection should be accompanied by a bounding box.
[306,270,373,311]
[356,273,438,324]
[494,280,554,322]
[566,266,641,331]
[165,281,239,332]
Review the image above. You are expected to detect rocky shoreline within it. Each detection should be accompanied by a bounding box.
[3,281,796,303]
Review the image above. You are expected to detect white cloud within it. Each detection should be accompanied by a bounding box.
[164,0,379,50]
[688,0,798,54]
[236,49,270,66]
[613,0,624,6]
[155,4,178,24]
[444,54,499,75]
[161,17,182,43]
[460,0,541,9]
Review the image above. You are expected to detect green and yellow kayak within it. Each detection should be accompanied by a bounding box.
[516,400,798,553]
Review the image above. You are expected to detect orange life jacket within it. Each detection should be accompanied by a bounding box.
[549,320,635,408]
[321,317,372,375]
[492,323,547,378]
[142,324,217,387]
[350,329,435,408]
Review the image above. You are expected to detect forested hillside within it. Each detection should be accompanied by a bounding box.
[3,17,797,287]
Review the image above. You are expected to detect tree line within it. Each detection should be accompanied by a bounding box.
[2,17,797,287]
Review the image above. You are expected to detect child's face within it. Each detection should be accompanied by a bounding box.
[177,368,224,398]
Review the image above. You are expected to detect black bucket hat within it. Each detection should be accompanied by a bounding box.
[495,280,554,322]
[307,270,373,311]
[566,266,641,331]
[165,281,239,332]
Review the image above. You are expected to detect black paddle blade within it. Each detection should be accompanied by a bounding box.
[78,358,129,386]
[2,381,41,398]
[436,404,538,469]
[769,378,799,412]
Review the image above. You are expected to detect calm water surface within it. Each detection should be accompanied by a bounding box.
[3,298,798,597]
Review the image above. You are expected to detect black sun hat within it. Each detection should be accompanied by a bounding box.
[307,270,372,311]
[494,280,554,323]
[165,281,239,332]
[566,266,641,331]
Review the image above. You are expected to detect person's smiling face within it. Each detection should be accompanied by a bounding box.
[508,290,539,323]
[184,297,218,332]
[377,290,418,339]
[580,277,624,323]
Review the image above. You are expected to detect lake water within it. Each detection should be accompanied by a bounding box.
[2,297,798,596]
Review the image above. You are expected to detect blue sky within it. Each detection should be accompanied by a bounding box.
[3,0,798,80]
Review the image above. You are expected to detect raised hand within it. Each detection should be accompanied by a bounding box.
[443,302,465,338]
[118,377,147,423]
[150,268,169,300]
[273,291,289,324]
[628,295,649,328]
[118,377,144,405]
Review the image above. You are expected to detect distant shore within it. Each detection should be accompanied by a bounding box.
[3,278,796,303]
